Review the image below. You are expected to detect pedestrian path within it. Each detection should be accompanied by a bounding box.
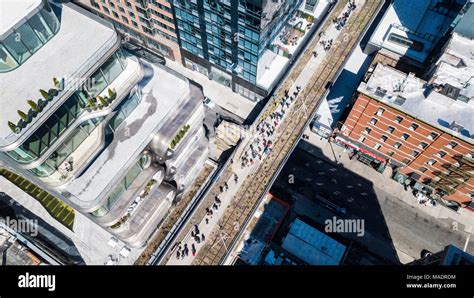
[166,0,367,265]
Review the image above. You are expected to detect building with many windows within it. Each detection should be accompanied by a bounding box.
[173,0,303,101]
[337,62,473,210]
[337,4,474,210]
[77,0,181,61]
[0,0,208,247]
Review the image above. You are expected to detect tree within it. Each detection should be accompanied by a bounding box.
[17,110,29,122]
[39,89,50,101]
[108,88,117,101]
[27,100,39,112]
[53,77,61,88]
[8,121,17,133]
[98,96,108,107]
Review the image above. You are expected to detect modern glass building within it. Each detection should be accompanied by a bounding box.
[0,0,208,248]
[173,0,302,101]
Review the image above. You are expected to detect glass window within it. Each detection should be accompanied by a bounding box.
[6,146,35,163]
[87,69,108,96]
[101,54,123,84]
[3,33,32,64]
[0,44,19,72]
[30,162,55,177]
[109,111,126,130]
[66,128,88,152]
[16,22,43,53]
[40,3,60,34]
[28,12,54,43]
[124,163,141,188]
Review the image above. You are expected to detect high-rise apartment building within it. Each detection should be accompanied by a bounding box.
[173,0,303,101]
[0,0,208,247]
[77,0,181,61]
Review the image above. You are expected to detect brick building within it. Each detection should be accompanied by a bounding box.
[337,63,473,209]
[77,0,181,61]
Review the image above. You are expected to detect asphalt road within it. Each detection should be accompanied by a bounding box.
[272,145,474,262]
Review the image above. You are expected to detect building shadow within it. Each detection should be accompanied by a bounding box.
[263,141,402,265]
[0,193,85,265]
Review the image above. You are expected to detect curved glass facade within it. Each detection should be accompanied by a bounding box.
[90,155,146,218]
[6,50,127,163]
[0,2,60,72]
[29,117,103,178]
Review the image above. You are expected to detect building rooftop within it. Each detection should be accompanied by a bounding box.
[281,218,346,265]
[0,2,118,148]
[369,0,459,63]
[453,4,474,38]
[431,33,474,101]
[359,63,474,144]
[0,0,42,37]
[65,61,191,210]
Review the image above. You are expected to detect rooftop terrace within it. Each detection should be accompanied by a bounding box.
[0,2,118,147]
[359,63,474,144]
[65,62,191,210]
[0,0,42,37]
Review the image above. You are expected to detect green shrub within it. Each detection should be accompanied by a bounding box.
[27,100,39,112]
[39,89,50,101]
[8,121,17,133]
[53,77,61,88]
[98,96,108,107]
[17,110,29,122]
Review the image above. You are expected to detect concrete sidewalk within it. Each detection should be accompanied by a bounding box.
[164,58,256,120]
[303,127,474,233]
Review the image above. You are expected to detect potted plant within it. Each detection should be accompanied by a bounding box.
[108,88,117,102]
[17,110,29,123]
[8,121,17,133]
[86,98,97,111]
[39,89,50,101]
[98,96,108,108]
[37,99,46,110]
[49,88,59,97]
[27,100,39,113]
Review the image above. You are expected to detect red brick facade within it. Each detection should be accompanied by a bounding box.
[341,93,473,206]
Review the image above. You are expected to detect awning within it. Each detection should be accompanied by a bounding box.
[358,148,387,163]
[334,136,359,150]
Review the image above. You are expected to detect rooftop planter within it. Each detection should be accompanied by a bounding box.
[8,77,63,134]
[84,88,117,112]
[169,124,190,150]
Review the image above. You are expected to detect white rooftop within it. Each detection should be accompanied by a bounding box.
[281,218,346,265]
[0,3,117,147]
[65,62,190,210]
[359,63,474,144]
[431,33,474,100]
[0,0,42,37]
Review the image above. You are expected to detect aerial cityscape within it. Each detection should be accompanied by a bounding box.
[0,0,473,287]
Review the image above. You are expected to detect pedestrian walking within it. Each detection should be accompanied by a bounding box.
[224,182,229,190]
[219,186,224,193]
[176,251,180,259]
[205,218,209,224]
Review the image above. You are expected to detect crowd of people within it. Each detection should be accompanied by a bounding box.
[240,86,302,169]
[334,1,357,31]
